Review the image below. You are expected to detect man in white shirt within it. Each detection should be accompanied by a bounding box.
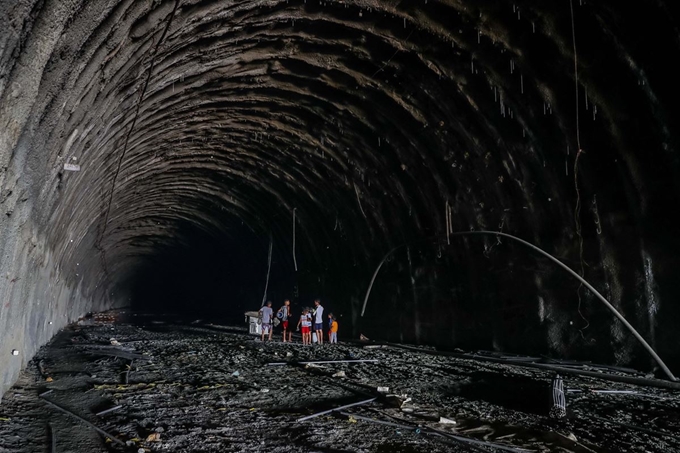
[259,301,274,342]
[313,299,324,345]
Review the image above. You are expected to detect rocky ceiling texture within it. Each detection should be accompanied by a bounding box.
[1,0,680,396]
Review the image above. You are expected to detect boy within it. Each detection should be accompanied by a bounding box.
[277,299,292,343]
[259,301,274,342]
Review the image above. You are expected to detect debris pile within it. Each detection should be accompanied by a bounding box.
[0,313,679,452]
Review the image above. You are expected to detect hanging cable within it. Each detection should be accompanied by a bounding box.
[445,200,450,245]
[359,230,677,382]
[292,208,298,271]
[261,233,273,307]
[569,0,589,333]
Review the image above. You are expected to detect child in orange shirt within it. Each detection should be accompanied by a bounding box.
[328,313,338,344]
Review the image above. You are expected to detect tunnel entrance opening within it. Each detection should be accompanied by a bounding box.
[124,220,277,325]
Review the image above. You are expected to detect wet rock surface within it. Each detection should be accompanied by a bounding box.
[1,311,679,452]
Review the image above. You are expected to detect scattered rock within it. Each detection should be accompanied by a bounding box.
[438,416,456,425]
[146,432,160,441]
[385,394,412,408]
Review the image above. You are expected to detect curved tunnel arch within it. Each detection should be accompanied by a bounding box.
[1,0,680,395]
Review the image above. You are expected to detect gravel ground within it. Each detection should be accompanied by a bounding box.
[1,311,679,453]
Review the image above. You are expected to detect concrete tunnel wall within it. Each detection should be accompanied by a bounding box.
[1,0,680,398]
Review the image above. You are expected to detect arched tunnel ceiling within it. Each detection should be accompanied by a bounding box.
[2,0,680,368]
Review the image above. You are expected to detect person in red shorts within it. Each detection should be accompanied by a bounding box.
[277,299,292,343]
[297,308,312,345]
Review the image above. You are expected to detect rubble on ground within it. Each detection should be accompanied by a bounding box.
[1,313,679,452]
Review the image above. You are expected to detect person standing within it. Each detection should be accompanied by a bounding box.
[259,301,274,342]
[297,308,312,345]
[277,299,292,343]
[328,313,338,344]
[313,299,324,345]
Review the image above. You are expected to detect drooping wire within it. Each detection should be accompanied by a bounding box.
[360,231,677,382]
[570,0,581,151]
[569,0,589,333]
[261,233,273,307]
[292,208,298,271]
[95,0,179,276]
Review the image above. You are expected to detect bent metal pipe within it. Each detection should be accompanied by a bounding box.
[360,230,678,382]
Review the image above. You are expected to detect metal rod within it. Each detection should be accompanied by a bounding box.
[568,389,637,394]
[385,342,680,390]
[267,359,379,366]
[299,359,378,365]
[338,411,415,430]
[297,398,376,422]
[426,424,531,452]
[40,397,125,446]
[343,412,529,452]
[360,230,677,382]
[95,405,122,416]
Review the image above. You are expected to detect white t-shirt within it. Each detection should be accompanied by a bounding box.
[260,306,273,324]
[301,313,311,327]
[314,305,324,323]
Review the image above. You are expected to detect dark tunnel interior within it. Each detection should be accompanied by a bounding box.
[2,0,680,397]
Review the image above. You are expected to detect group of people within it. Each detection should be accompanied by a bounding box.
[259,299,338,344]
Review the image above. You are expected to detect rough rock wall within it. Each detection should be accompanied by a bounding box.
[2,0,680,398]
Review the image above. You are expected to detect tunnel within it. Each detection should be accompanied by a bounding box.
[2,0,680,402]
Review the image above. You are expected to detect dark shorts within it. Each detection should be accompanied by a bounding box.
[314,323,323,331]
[282,320,289,329]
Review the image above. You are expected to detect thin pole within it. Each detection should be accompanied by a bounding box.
[95,405,123,416]
[268,359,379,366]
[40,397,125,446]
[360,230,677,382]
[297,397,376,422]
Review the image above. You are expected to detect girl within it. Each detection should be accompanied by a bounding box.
[297,308,312,345]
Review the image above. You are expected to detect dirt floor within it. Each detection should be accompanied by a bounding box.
[1,311,679,453]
